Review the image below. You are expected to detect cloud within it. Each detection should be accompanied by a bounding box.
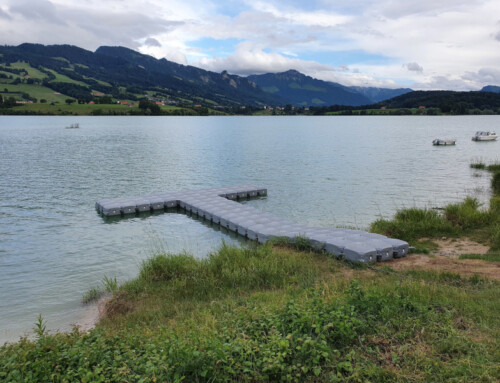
[2,0,500,90]
[412,67,500,91]
[144,38,162,47]
[195,42,335,75]
[462,67,500,85]
[9,0,65,24]
[0,7,12,20]
[404,62,423,73]
[2,0,184,51]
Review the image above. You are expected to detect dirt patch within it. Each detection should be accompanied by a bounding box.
[76,296,111,331]
[430,237,490,256]
[384,253,500,281]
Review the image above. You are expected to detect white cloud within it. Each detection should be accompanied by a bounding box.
[195,42,334,75]
[1,0,500,90]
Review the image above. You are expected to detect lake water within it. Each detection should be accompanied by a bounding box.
[1,115,499,343]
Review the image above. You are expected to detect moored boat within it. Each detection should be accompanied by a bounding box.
[65,123,80,129]
[432,138,456,146]
[471,131,497,141]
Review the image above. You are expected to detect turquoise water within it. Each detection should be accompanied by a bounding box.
[1,115,498,342]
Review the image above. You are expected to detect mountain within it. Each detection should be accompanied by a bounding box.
[0,43,280,106]
[247,70,372,106]
[348,86,412,103]
[247,70,413,106]
[481,85,500,93]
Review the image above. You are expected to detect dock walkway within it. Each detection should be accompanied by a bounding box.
[96,185,409,263]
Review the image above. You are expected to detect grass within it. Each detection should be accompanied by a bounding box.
[459,253,500,262]
[6,61,48,80]
[45,68,87,86]
[1,242,499,382]
[82,276,119,304]
[2,102,201,115]
[1,83,69,103]
[470,161,500,195]
[371,197,500,252]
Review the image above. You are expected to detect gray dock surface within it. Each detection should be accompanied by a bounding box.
[96,185,409,263]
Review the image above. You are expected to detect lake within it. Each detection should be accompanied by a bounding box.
[1,115,499,343]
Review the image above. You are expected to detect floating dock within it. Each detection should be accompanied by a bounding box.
[96,185,409,263]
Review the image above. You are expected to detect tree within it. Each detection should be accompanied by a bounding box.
[95,95,113,104]
[0,94,3,104]
[138,99,161,115]
[65,98,76,105]
[40,99,47,103]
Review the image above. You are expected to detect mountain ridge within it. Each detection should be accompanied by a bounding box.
[0,43,413,107]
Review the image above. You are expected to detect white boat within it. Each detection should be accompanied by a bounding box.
[65,123,80,129]
[432,138,456,146]
[471,131,497,141]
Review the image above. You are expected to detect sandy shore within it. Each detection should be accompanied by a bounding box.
[75,296,110,332]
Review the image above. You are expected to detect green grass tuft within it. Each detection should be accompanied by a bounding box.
[470,162,486,170]
[444,197,493,229]
[371,207,456,242]
[459,253,500,262]
[81,286,104,305]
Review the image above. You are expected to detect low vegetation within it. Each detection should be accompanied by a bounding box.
[1,240,499,382]
[372,161,500,253]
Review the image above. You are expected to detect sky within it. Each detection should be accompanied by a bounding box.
[1,0,500,90]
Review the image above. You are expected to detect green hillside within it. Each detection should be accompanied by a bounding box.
[0,43,281,111]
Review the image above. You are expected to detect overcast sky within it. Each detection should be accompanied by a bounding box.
[1,0,500,90]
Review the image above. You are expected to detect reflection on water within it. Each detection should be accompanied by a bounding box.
[0,115,499,343]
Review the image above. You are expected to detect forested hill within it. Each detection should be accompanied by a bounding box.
[0,43,280,106]
[0,43,412,109]
[373,90,500,113]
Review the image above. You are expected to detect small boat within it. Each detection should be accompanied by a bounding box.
[432,138,456,146]
[65,123,80,129]
[471,131,497,141]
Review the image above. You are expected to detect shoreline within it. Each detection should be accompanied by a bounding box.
[75,295,110,333]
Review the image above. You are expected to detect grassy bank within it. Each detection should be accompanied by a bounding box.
[371,161,500,253]
[1,241,499,382]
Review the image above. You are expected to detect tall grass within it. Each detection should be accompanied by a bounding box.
[372,195,500,249]
[470,161,500,196]
[371,207,456,242]
[444,197,493,229]
[122,242,319,305]
[492,171,500,195]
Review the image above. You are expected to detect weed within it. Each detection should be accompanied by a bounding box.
[33,314,47,339]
